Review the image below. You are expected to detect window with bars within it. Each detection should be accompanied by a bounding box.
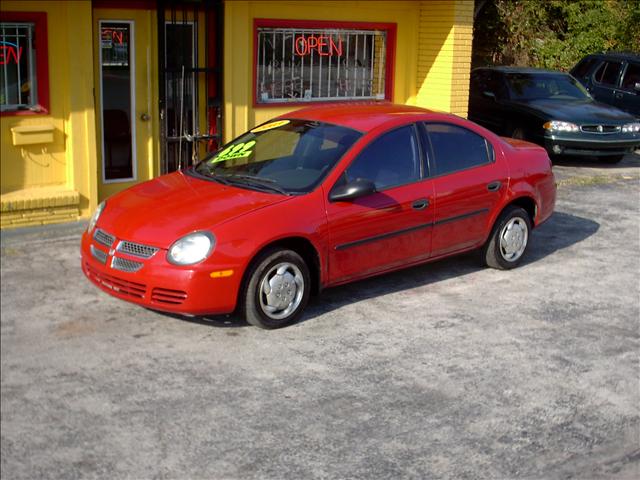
[255,21,394,105]
[0,12,48,114]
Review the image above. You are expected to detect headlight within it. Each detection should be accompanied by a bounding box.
[622,122,640,133]
[543,121,580,133]
[167,232,215,266]
[87,201,106,233]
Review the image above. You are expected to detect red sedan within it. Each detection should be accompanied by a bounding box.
[81,104,556,328]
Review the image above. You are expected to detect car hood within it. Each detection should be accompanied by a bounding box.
[511,99,637,124]
[97,170,292,248]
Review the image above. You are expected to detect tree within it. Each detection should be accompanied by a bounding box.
[472,0,639,70]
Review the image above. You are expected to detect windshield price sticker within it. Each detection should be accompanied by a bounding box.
[250,119,290,133]
[211,141,256,163]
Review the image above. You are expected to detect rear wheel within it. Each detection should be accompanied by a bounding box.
[483,206,532,270]
[242,248,310,329]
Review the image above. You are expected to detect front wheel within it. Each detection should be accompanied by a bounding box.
[483,206,532,270]
[242,249,310,329]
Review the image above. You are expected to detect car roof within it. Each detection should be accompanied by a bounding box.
[582,51,640,61]
[473,66,571,75]
[281,102,442,133]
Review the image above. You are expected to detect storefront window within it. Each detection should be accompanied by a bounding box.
[255,20,395,105]
[0,12,49,114]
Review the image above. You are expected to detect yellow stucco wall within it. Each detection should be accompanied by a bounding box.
[1,0,98,228]
[224,0,474,142]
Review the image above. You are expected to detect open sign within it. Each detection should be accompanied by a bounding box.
[294,35,343,57]
[0,41,23,65]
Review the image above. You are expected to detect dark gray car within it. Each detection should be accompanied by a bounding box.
[570,52,640,117]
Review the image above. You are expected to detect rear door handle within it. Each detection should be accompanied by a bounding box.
[412,199,429,210]
[487,181,502,192]
[614,91,624,99]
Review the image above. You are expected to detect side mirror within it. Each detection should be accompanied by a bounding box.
[482,91,497,100]
[329,178,376,202]
[634,82,640,92]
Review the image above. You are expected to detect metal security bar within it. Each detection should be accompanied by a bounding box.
[256,27,387,103]
[0,22,36,110]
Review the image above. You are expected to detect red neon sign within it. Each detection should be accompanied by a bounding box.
[0,45,23,65]
[294,35,343,57]
[102,28,125,45]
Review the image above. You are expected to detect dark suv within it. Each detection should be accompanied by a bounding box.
[570,52,640,117]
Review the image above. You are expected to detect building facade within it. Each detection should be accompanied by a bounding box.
[0,0,473,228]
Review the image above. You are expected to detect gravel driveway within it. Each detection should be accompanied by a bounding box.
[1,153,638,479]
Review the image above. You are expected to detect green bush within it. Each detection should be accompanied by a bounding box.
[473,0,640,71]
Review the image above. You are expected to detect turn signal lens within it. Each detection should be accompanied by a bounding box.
[543,121,580,132]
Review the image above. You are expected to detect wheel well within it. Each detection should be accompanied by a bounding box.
[507,196,537,225]
[241,237,322,299]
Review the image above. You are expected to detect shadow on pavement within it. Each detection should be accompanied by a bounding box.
[163,210,599,328]
[552,153,639,169]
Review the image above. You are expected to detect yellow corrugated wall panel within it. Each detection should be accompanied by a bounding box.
[415,0,473,117]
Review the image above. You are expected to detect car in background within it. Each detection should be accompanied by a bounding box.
[81,104,556,329]
[570,52,640,116]
[468,67,640,163]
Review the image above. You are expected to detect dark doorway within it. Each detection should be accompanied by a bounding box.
[158,0,223,173]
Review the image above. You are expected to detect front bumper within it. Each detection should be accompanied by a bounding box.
[543,134,640,157]
[81,229,241,315]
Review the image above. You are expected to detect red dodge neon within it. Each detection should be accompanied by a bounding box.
[81,104,556,328]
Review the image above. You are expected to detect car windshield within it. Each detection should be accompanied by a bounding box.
[193,119,361,194]
[505,73,591,101]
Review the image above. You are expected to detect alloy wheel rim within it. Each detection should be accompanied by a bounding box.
[499,217,528,262]
[259,262,305,320]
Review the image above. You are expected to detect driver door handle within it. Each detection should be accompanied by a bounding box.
[412,199,429,210]
[487,181,502,192]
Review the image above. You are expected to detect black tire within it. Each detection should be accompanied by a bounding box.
[483,206,532,270]
[241,248,310,329]
[602,154,624,164]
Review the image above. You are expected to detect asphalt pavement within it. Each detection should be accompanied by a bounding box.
[1,152,639,479]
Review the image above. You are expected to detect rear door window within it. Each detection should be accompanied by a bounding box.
[423,123,493,176]
[594,61,623,86]
[621,62,640,92]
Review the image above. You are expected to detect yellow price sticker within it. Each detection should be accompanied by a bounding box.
[210,140,256,163]
[250,119,290,133]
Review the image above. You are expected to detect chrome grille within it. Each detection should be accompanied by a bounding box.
[94,228,115,247]
[117,240,159,259]
[90,245,108,264]
[580,125,620,134]
[111,257,143,273]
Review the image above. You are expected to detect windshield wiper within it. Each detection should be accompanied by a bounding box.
[221,174,290,195]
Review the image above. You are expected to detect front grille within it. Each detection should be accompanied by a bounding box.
[90,245,108,264]
[580,125,621,134]
[85,262,146,298]
[151,287,188,305]
[94,228,115,247]
[111,257,144,273]
[117,240,159,259]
